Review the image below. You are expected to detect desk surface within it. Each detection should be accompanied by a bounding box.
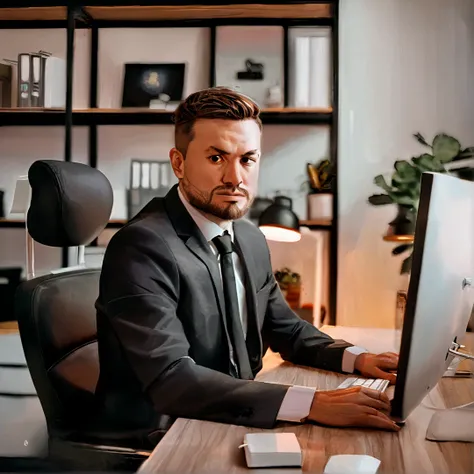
[138,326,474,474]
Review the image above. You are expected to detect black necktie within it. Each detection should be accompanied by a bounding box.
[212,231,253,379]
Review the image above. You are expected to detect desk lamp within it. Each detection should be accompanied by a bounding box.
[258,195,301,243]
[258,196,324,326]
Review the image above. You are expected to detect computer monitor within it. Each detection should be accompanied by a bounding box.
[391,172,474,424]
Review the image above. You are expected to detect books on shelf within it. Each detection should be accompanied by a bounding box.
[15,51,66,108]
[290,28,332,109]
[0,63,12,108]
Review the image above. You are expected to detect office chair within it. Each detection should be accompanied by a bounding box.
[0,267,22,322]
[14,160,152,471]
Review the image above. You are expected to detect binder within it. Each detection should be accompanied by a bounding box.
[17,53,30,107]
[30,54,42,107]
[0,63,12,107]
[126,160,173,220]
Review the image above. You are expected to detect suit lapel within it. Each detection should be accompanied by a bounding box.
[164,185,226,325]
[184,234,226,319]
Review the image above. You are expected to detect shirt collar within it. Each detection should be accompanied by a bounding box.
[178,186,234,242]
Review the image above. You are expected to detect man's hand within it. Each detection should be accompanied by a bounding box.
[308,386,400,431]
[354,352,399,384]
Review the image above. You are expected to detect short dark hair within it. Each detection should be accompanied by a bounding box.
[172,87,262,156]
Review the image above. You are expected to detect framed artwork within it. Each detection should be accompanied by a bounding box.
[122,63,186,108]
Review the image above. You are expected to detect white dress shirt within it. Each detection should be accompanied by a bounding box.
[178,187,368,423]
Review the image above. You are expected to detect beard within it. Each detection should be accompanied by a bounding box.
[181,176,254,220]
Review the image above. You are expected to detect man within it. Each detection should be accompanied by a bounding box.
[95,87,400,445]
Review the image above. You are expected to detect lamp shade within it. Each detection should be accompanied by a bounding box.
[258,196,301,242]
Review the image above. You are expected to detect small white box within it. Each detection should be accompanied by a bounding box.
[241,433,302,468]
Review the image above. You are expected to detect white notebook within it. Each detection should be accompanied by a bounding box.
[241,433,302,468]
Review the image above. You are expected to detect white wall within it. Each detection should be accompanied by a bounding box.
[338,0,474,327]
[0,27,329,295]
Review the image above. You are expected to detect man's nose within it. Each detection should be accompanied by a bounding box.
[222,162,243,187]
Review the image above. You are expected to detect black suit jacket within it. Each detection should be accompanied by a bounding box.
[95,185,353,433]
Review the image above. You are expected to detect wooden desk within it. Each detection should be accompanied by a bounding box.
[138,326,474,474]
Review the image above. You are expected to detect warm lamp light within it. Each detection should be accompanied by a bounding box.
[258,196,301,242]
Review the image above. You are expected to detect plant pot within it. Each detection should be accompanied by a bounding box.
[454,167,474,182]
[395,273,410,329]
[395,290,407,330]
[285,282,301,310]
[307,193,333,221]
[387,205,416,237]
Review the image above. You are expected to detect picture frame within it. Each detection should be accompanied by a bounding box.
[121,63,186,108]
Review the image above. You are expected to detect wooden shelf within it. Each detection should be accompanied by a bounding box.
[0,7,66,21]
[0,107,64,113]
[110,218,334,230]
[300,219,332,229]
[84,4,332,21]
[0,218,126,229]
[0,4,332,23]
[383,234,414,243]
[0,219,25,228]
[0,218,334,231]
[0,107,332,126]
[107,219,127,228]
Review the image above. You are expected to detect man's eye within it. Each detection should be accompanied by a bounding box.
[209,155,222,163]
[242,157,255,165]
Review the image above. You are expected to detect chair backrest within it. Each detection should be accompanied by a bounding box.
[15,269,101,429]
[14,160,113,432]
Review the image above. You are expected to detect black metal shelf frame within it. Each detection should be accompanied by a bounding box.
[0,1,340,324]
[0,110,332,127]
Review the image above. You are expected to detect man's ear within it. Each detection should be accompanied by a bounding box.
[169,147,185,179]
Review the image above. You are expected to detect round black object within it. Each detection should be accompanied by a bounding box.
[258,195,300,231]
[27,160,113,247]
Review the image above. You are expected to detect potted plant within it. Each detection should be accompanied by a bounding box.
[305,158,335,221]
[368,132,474,274]
[274,267,301,309]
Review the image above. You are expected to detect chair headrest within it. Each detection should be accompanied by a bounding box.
[27,160,113,247]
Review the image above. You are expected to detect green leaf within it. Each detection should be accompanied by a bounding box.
[432,134,461,163]
[401,253,413,274]
[368,194,393,205]
[373,175,392,193]
[392,244,413,256]
[392,180,413,193]
[413,133,431,148]
[393,160,418,182]
[391,192,416,207]
[412,154,444,172]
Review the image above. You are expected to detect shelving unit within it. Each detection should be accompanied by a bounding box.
[0,107,332,126]
[0,1,340,324]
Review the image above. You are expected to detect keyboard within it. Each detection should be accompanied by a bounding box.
[337,377,390,392]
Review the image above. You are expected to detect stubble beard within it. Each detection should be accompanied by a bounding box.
[181,176,254,220]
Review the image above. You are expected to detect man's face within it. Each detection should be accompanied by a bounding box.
[170,118,261,221]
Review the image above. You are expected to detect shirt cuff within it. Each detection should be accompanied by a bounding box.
[276,385,316,423]
[342,346,369,373]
